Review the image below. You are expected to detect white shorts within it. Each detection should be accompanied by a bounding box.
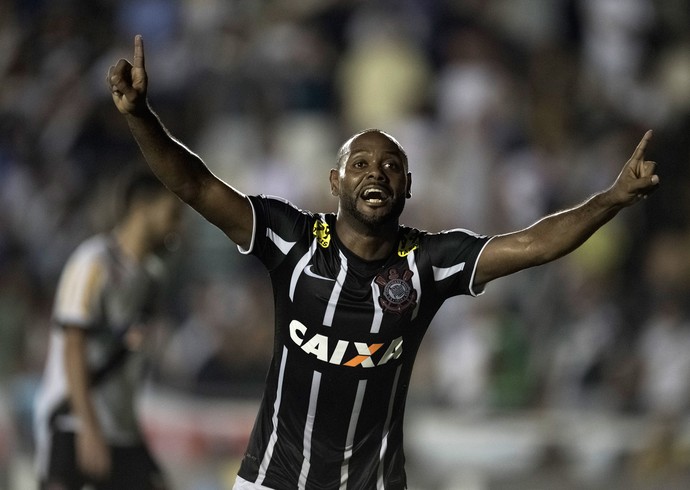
[232,475,276,490]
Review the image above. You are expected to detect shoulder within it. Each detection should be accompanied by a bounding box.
[54,235,110,316]
[432,228,489,239]
[248,194,333,231]
[420,227,491,246]
[249,194,317,218]
[397,225,488,247]
[65,234,111,269]
[243,195,333,257]
[399,226,492,268]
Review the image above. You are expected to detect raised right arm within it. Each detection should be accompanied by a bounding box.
[108,35,252,249]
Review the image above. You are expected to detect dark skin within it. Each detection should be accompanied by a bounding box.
[329,131,412,261]
[108,35,659,290]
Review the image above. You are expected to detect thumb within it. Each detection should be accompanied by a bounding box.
[630,174,660,196]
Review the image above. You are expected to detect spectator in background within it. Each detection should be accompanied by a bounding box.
[33,170,183,490]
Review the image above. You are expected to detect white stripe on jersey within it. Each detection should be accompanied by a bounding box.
[369,280,384,333]
[377,365,402,490]
[340,379,367,489]
[323,251,348,327]
[407,252,421,321]
[232,475,275,490]
[54,245,104,325]
[298,371,322,490]
[256,346,289,486]
[291,240,317,301]
[432,262,466,281]
[266,228,297,256]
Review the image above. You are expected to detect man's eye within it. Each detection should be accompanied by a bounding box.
[353,160,366,168]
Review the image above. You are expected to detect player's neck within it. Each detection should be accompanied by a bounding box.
[334,218,398,262]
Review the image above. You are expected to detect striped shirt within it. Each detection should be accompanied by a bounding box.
[237,196,492,490]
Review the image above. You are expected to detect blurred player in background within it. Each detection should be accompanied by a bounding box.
[33,170,183,490]
[108,35,659,489]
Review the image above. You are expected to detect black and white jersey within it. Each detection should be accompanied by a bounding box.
[237,196,492,490]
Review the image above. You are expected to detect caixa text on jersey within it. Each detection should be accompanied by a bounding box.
[289,319,403,368]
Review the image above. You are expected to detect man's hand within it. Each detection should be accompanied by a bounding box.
[77,424,111,479]
[606,130,660,207]
[108,35,148,115]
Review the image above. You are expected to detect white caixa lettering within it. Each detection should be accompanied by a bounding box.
[289,319,403,368]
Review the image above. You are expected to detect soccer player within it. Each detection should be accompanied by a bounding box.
[107,35,659,490]
[33,170,183,490]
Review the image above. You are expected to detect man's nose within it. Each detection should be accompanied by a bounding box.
[367,163,388,180]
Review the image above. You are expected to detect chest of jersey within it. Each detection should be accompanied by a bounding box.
[272,237,427,375]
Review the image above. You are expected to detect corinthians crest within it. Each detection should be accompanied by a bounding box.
[375,267,417,314]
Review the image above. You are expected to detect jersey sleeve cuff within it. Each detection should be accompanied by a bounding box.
[237,196,258,255]
[468,236,495,297]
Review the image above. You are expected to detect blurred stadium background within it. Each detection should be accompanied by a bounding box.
[2,0,690,488]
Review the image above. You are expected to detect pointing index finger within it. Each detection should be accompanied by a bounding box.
[632,129,653,160]
[133,34,145,69]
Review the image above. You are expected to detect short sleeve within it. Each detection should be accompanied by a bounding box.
[422,228,493,298]
[239,195,316,271]
[52,245,106,328]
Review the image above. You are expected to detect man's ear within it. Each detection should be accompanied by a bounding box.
[329,168,340,196]
[406,172,412,198]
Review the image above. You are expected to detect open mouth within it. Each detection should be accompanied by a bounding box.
[360,187,390,205]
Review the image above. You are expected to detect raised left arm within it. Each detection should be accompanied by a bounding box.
[475,130,659,287]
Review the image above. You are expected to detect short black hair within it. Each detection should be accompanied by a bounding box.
[122,169,170,212]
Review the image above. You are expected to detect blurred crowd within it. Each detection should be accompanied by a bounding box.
[2,0,690,487]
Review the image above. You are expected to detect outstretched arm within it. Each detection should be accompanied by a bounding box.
[107,35,253,249]
[475,130,659,287]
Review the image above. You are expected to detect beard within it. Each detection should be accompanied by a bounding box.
[340,192,406,229]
